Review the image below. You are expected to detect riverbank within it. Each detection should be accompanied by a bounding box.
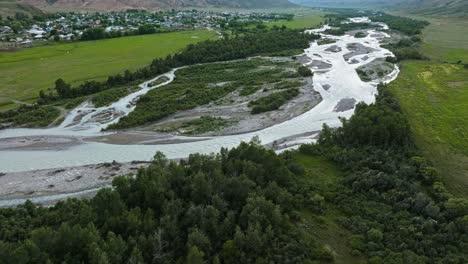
[0,160,151,207]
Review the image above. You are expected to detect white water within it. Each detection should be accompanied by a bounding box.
[0,18,399,173]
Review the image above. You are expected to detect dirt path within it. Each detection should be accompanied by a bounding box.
[0,97,33,109]
[49,106,68,127]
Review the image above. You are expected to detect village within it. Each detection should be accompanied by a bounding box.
[0,10,293,47]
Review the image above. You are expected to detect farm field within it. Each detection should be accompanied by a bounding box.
[267,10,325,29]
[0,30,217,110]
[390,12,468,62]
[420,17,468,62]
[388,61,468,198]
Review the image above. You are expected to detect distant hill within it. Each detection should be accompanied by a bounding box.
[293,0,468,17]
[20,0,295,11]
[291,0,390,9]
[392,0,468,17]
[0,0,45,18]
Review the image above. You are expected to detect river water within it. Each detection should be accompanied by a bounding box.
[0,18,399,173]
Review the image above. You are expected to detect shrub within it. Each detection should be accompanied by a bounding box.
[298,66,313,77]
[249,88,300,114]
[354,32,366,38]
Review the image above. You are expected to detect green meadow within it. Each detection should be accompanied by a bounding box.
[384,12,468,197]
[0,30,217,109]
[388,61,468,198]
[240,9,325,30]
[390,12,468,62]
[267,10,325,29]
[421,17,468,62]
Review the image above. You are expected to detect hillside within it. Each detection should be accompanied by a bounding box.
[0,0,45,18]
[20,0,295,11]
[294,0,468,17]
[391,0,468,17]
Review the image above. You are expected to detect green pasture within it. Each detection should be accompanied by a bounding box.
[388,61,468,197]
[390,12,468,62]
[267,11,325,29]
[0,30,217,110]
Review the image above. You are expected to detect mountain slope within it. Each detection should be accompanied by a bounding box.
[392,0,468,17]
[294,0,468,17]
[0,0,45,18]
[21,0,295,10]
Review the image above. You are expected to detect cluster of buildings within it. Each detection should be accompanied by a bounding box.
[0,10,292,46]
[1,15,84,45]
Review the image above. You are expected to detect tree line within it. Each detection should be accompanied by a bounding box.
[300,85,468,263]
[0,141,332,263]
[323,10,429,62]
[384,37,427,62]
[369,13,429,36]
[323,10,428,36]
[38,29,319,106]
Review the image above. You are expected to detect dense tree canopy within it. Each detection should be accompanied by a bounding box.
[300,85,468,262]
[0,141,333,263]
[369,13,429,36]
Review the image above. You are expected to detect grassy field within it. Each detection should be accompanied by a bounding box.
[388,61,468,198]
[390,12,468,62]
[267,10,325,29]
[386,12,468,197]
[0,30,217,110]
[239,8,324,30]
[294,153,364,264]
[420,17,468,62]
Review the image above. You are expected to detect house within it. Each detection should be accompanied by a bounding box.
[105,26,124,32]
[28,25,46,36]
[0,26,12,34]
